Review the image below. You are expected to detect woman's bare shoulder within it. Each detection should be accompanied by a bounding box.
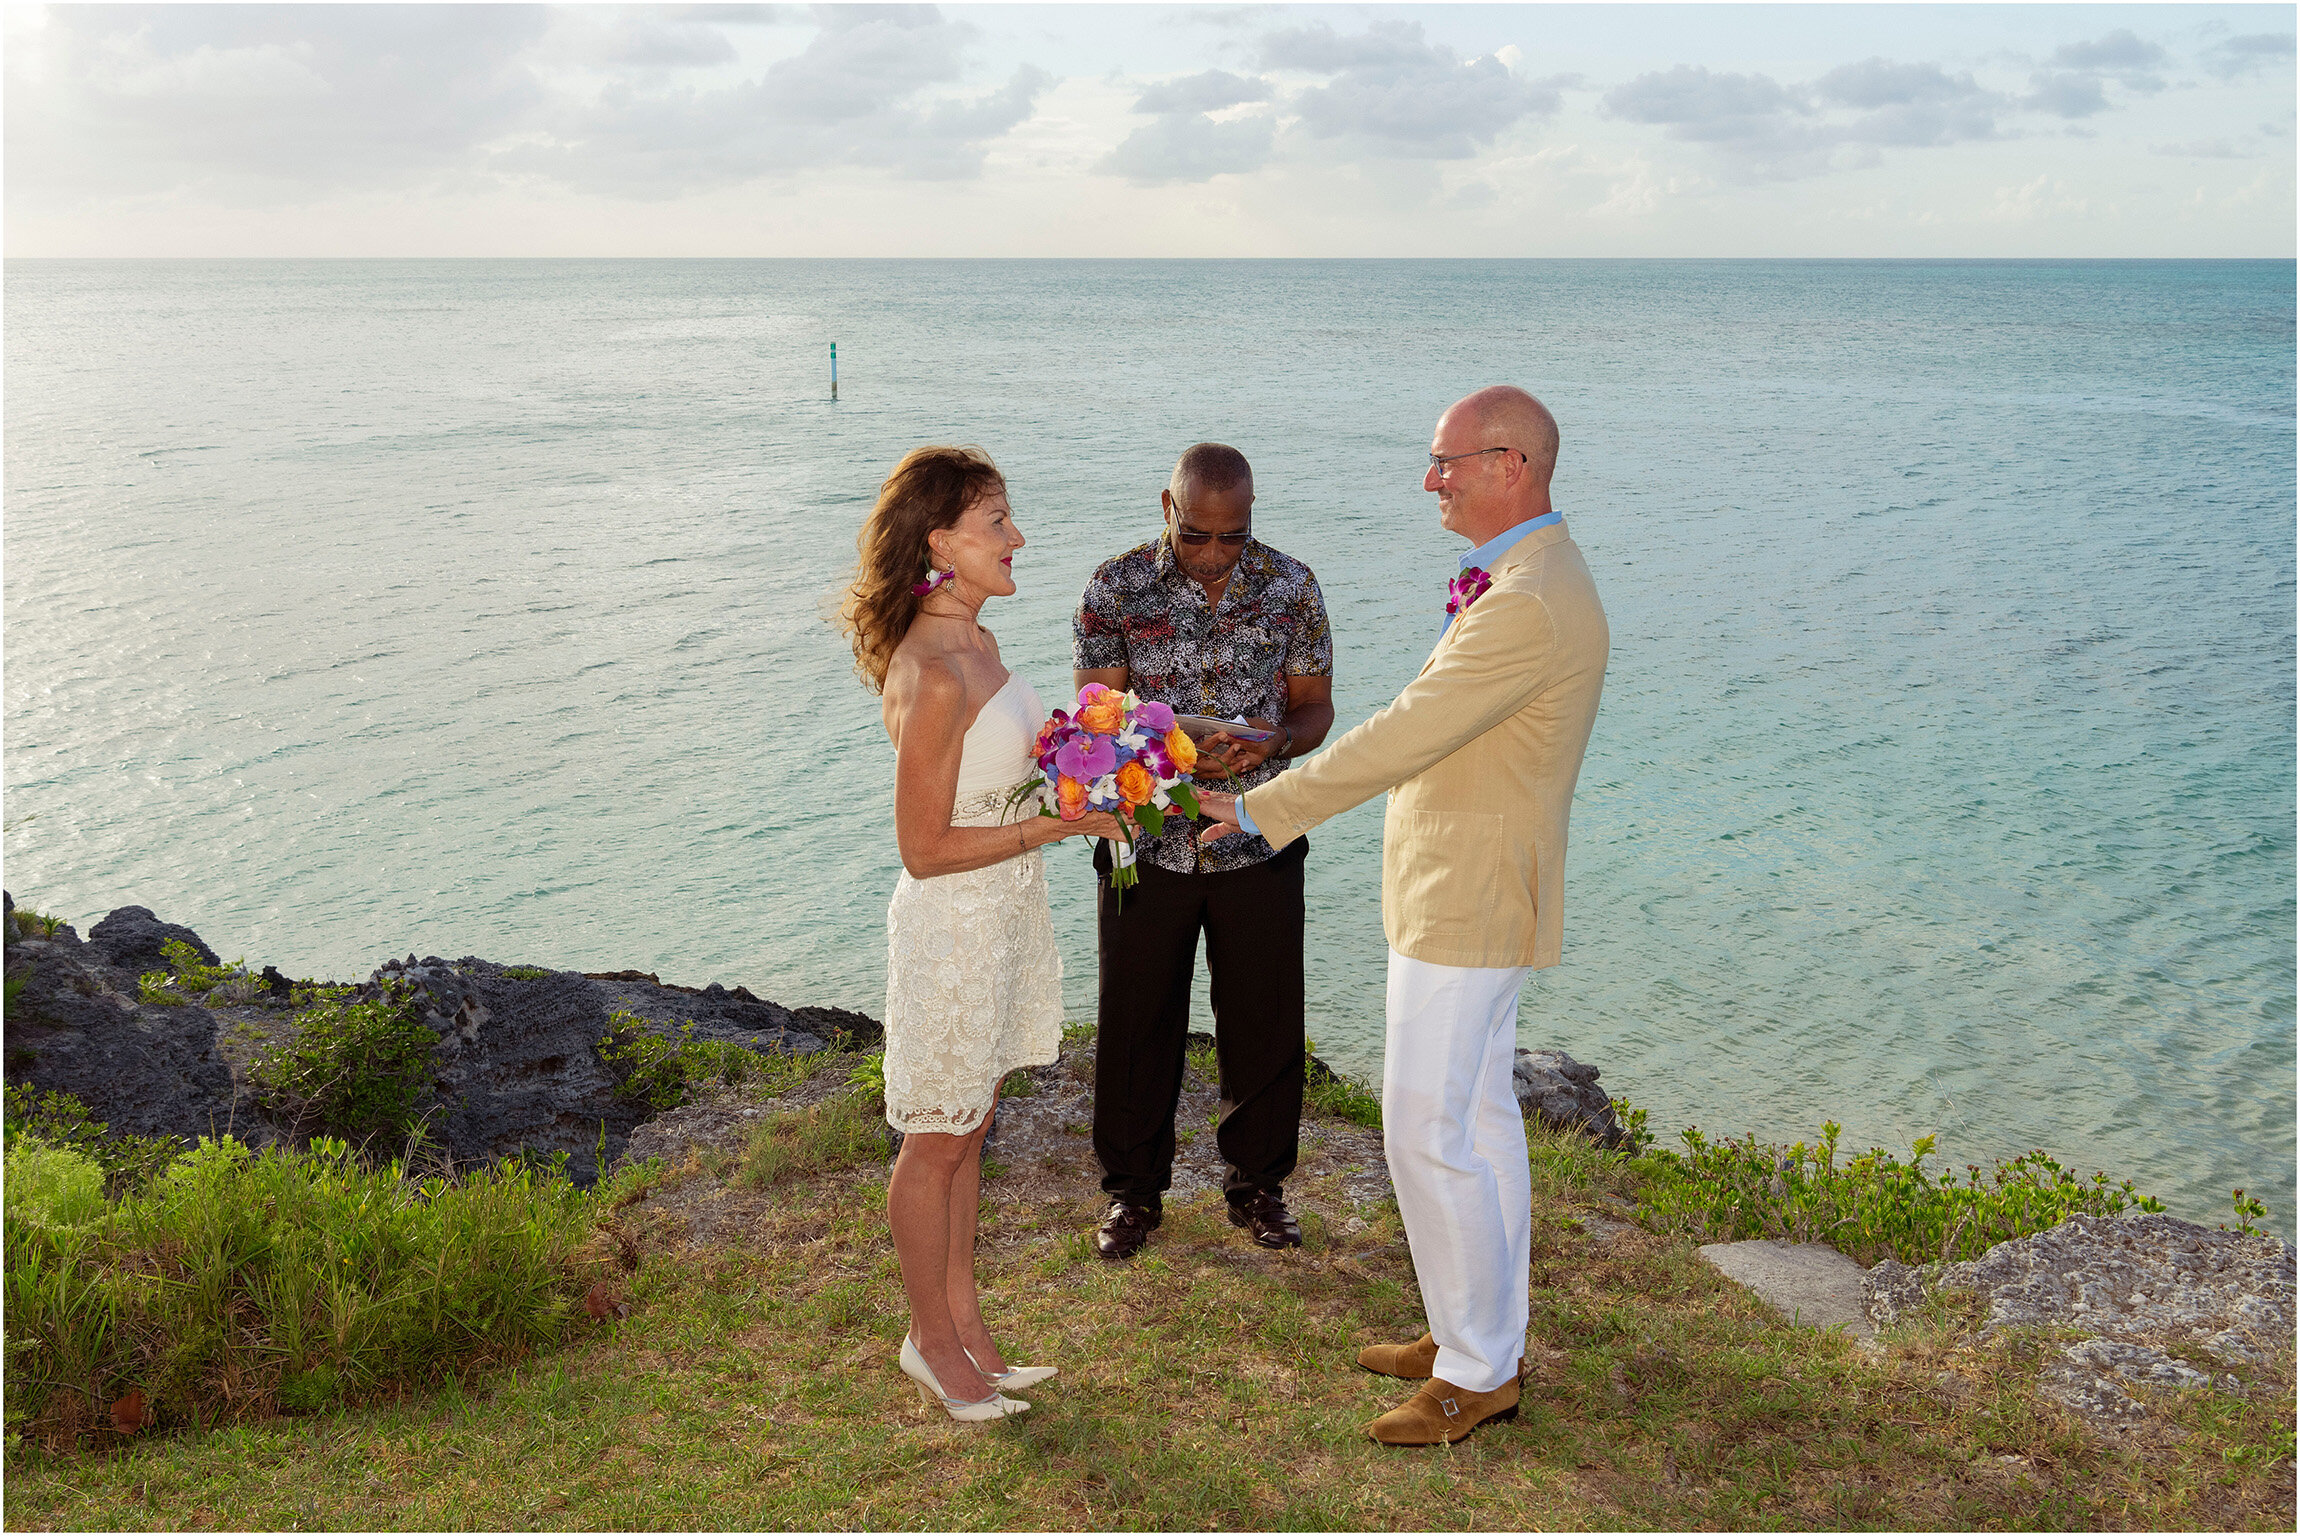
[884,640,967,726]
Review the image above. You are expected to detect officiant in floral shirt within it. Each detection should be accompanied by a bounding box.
[1071,443,1335,1260]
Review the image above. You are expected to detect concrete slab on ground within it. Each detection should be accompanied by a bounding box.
[1698,1239,1875,1337]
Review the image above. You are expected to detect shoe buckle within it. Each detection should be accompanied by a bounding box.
[1440,1397,1459,1418]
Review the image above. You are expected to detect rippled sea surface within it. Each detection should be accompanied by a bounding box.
[6,259,2292,1233]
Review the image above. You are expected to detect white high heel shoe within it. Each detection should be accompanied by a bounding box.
[900,1335,1029,1421]
[968,1348,1058,1390]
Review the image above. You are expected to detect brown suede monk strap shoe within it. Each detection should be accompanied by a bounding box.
[1226,1191,1302,1249]
[1356,1331,1439,1379]
[1094,1198,1160,1261]
[1368,1374,1521,1446]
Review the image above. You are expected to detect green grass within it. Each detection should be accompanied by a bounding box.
[4,1133,616,1449]
[5,1075,2288,1531]
[1303,1039,1382,1129]
[499,966,554,982]
[5,1055,2289,1531]
[737,1095,891,1191]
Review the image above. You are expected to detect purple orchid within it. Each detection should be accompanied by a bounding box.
[1055,734,1116,782]
[1446,566,1493,617]
[1133,700,1176,733]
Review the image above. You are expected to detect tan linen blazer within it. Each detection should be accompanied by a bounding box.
[1240,520,1608,969]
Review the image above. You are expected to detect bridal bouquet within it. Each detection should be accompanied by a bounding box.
[1012,683,1204,899]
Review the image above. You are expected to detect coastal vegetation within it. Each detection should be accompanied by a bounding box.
[596,1013,816,1112]
[135,940,259,1009]
[1630,1123,2175,1268]
[248,981,435,1142]
[3,1039,2290,1530]
[3,1112,607,1445]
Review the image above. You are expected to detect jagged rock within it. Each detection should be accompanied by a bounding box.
[1513,1048,1625,1146]
[4,913,239,1145]
[258,965,294,999]
[591,970,828,1056]
[1863,1258,1937,1327]
[364,956,492,1050]
[357,958,641,1187]
[2038,1339,2237,1428]
[84,906,221,978]
[1936,1212,2295,1365]
[792,1004,881,1052]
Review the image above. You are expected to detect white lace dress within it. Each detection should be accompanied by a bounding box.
[882,672,1065,1135]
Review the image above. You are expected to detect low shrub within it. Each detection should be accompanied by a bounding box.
[739,1093,888,1189]
[597,1013,812,1111]
[5,1140,108,1230]
[500,966,553,982]
[8,908,66,940]
[2,1134,598,1444]
[1631,1122,2168,1267]
[138,938,260,1007]
[844,1051,886,1103]
[251,981,434,1141]
[1303,1038,1381,1129]
[2,1085,186,1195]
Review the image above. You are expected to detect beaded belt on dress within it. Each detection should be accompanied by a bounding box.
[951,781,1042,827]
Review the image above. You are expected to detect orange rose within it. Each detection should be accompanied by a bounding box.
[1164,725,1198,773]
[1115,759,1155,807]
[1055,775,1090,820]
[1075,688,1127,736]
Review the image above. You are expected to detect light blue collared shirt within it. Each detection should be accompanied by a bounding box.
[1232,512,1563,840]
[1445,512,1560,634]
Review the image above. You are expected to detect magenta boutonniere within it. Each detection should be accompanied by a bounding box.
[1446,566,1493,618]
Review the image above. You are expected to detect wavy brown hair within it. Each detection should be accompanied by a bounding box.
[840,445,1008,694]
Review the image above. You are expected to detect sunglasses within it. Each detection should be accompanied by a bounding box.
[1173,524,1250,549]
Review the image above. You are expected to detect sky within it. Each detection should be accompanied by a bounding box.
[4,2,2294,257]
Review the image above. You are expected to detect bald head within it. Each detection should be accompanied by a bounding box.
[1169,442,1253,509]
[1426,385,1559,542]
[1448,386,1559,487]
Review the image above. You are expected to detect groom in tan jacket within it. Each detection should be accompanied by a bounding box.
[1202,385,1608,1446]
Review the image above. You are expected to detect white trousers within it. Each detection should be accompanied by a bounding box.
[1382,947,1532,1395]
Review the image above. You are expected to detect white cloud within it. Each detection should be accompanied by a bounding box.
[2201,31,2297,80]
[5,3,1055,202]
[1262,20,1561,160]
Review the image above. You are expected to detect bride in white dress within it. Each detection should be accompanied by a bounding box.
[842,445,1121,1423]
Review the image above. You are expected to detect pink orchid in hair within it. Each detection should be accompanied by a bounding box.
[911,566,954,598]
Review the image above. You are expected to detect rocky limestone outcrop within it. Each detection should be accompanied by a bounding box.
[1513,1048,1627,1146]
[83,906,222,980]
[3,895,240,1143]
[1863,1213,2294,1432]
[4,899,846,1188]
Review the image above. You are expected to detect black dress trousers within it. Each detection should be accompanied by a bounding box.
[1091,837,1307,1211]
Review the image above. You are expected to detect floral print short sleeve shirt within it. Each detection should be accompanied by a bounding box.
[1072,534,1334,874]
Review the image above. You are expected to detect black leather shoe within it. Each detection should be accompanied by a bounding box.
[1227,1191,1303,1249]
[1095,1198,1161,1261]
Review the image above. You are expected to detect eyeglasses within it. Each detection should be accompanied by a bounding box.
[1429,447,1524,479]
[1173,525,1251,549]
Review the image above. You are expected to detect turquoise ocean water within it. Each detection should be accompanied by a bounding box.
[5,259,2292,1234]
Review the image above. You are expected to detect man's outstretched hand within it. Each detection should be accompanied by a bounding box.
[1196,790,1248,842]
